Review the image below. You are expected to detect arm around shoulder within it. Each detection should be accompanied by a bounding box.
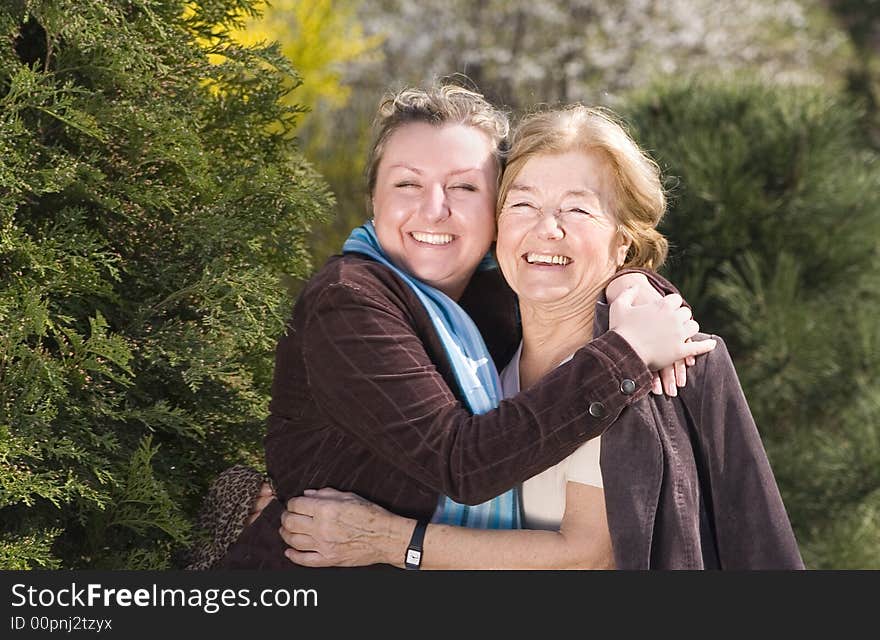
[301,276,652,504]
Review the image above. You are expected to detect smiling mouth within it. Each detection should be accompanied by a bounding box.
[410,231,456,246]
[524,252,572,266]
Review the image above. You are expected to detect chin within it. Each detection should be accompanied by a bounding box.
[518,287,572,304]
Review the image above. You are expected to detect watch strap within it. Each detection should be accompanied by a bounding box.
[404,520,428,570]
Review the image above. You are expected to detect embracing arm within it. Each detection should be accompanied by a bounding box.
[281,483,613,570]
[301,279,710,505]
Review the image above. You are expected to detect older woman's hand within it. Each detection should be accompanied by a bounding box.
[605,272,696,397]
[280,488,413,568]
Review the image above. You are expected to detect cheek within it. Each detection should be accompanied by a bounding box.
[495,221,522,273]
[465,200,499,242]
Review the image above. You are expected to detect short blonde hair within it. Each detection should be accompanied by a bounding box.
[366,84,509,196]
[498,106,667,270]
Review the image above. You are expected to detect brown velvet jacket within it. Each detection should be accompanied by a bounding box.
[221,255,654,569]
[591,303,804,569]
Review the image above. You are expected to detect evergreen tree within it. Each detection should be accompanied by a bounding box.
[0,0,331,569]
[624,79,880,568]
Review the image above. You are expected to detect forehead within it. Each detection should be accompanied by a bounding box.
[511,150,611,197]
[379,122,496,174]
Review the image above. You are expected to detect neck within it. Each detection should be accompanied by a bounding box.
[517,282,605,389]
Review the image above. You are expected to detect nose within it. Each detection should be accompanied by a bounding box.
[533,209,564,240]
[420,183,450,223]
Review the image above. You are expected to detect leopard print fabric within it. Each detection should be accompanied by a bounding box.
[183,464,268,570]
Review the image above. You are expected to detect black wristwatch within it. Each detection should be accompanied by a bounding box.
[404,520,428,570]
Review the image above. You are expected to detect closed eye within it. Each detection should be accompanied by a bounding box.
[450,183,478,192]
[395,182,420,188]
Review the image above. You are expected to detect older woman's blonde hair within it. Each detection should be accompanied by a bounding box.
[498,106,668,270]
[365,84,510,197]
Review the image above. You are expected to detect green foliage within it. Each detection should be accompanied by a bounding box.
[0,0,331,568]
[624,79,880,567]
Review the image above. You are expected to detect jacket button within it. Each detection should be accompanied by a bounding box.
[620,379,636,395]
[588,401,606,418]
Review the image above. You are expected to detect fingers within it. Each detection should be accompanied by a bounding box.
[612,285,639,309]
[280,510,314,534]
[246,494,275,526]
[683,337,695,367]
[284,548,329,567]
[674,358,687,388]
[682,338,717,358]
[660,365,677,397]
[253,495,274,512]
[278,526,319,552]
[682,319,700,340]
[287,495,320,516]
[258,482,274,496]
[661,293,683,310]
[651,372,663,395]
[302,487,349,499]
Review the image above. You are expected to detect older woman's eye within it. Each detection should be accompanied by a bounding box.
[394,182,419,189]
[561,206,597,218]
[450,183,477,192]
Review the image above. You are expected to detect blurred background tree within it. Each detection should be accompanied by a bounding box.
[0,0,330,569]
[624,80,880,568]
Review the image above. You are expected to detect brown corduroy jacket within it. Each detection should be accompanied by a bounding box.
[221,255,656,569]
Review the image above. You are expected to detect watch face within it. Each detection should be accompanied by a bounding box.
[406,549,422,566]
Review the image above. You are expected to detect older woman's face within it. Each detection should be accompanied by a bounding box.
[371,122,498,299]
[496,151,629,305]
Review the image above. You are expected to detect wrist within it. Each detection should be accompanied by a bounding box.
[387,516,418,568]
[608,328,652,371]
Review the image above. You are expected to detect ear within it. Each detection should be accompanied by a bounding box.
[615,229,631,267]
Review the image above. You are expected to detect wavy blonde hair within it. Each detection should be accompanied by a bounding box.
[498,106,667,270]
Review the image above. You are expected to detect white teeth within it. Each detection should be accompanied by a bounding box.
[411,232,454,245]
[526,252,571,266]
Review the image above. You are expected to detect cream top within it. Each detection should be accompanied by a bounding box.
[499,342,604,531]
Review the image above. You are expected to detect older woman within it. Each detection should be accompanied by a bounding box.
[278,106,804,569]
[216,87,711,570]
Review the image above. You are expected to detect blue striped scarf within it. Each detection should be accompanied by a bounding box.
[343,222,521,530]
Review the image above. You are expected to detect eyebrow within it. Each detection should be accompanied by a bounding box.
[563,188,601,199]
[388,164,485,177]
[388,163,423,174]
[508,183,601,199]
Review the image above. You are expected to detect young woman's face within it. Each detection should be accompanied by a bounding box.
[496,150,630,306]
[371,122,498,299]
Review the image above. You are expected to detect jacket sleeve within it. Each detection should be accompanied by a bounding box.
[301,280,652,505]
[685,337,805,569]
